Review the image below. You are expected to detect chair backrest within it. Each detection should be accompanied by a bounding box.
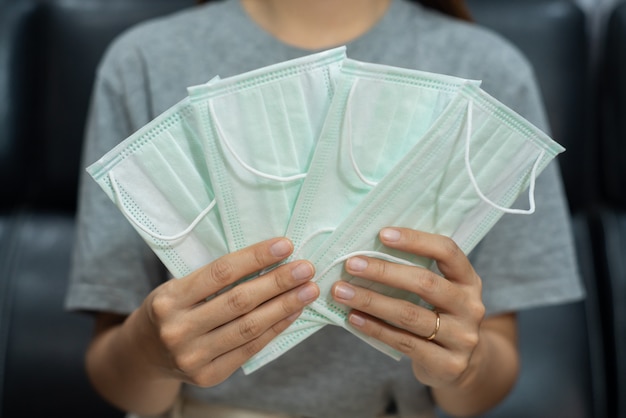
[2,0,196,213]
[465,1,602,417]
[0,1,38,210]
[596,2,626,416]
[0,1,195,417]
[601,1,626,209]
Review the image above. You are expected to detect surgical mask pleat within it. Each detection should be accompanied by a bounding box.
[284,76,355,257]
[192,49,345,251]
[286,68,340,166]
[346,79,459,185]
[136,141,208,226]
[158,126,226,244]
[212,91,298,240]
[348,78,402,183]
[106,113,213,243]
[92,103,229,277]
[454,139,542,250]
[428,118,510,236]
[108,160,175,239]
[309,97,469,325]
[287,75,462,261]
[107,170,198,277]
[214,80,309,177]
[411,103,537,251]
[127,135,229,266]
[466,126,523,202]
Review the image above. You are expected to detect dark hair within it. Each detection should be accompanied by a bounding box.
[417,0,472,21]
[195,0,472,21]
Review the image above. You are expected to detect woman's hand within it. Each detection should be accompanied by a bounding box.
[88,237,318,415]
[133,237,319,386]
[331,227,518,415]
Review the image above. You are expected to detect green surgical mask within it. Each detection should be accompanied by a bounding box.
[285,58,481,267]
[87,49,563,375]
[88,77,227,278]
[88,46,346,279]
[242,59,480,373]
[188,47,346,254]
[243,79,563,374]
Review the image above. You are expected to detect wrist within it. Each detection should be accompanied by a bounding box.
[431,325,519,416]
[90,308,181,415]
[120,305,176,382]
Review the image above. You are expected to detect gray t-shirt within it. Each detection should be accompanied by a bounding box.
[66,1,584,417]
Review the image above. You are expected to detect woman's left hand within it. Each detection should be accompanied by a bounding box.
[331,227,486,389]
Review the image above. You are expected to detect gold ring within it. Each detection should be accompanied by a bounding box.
[425,310,440,341]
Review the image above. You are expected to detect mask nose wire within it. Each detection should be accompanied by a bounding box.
[208,100,307,183]
[345,80,379,188]
[464,100,544,215]
[108,171,217,242]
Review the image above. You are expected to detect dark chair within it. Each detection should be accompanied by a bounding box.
[590,2,626,417]
[446,1,605,417]
[0,1,195,417]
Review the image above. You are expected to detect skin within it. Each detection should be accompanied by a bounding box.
[240,0,393,50]
[86,1,519,416]
[332,228,518,417]
[89,230,518,417]
[87,238,319,415]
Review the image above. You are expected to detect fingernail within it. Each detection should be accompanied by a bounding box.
[347,257,368,272]
[298,284,318,302]
[349,312,366,327]
[381,228,401,242]
[270,239,292,257]
[291,262,313,281]
[334,283,355,300]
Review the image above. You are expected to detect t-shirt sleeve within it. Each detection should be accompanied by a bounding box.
[65,43,168,315]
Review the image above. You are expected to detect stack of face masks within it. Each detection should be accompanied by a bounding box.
[88,45,564,373]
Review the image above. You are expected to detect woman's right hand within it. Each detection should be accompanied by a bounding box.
[123,237,318,388]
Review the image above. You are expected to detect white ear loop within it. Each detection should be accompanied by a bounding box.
[344,80,379,188]
[208,100,307,183]
[464,100,544,215]
[293,227,336,259]
[108,171,217,242]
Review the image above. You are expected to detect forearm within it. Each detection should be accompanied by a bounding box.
[431,323,519,417]
[86,310,181,416]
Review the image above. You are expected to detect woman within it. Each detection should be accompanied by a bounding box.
[66,1,583,417]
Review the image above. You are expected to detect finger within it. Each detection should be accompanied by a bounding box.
[343,256,464,312]
[175,237,294,306]
[379,228,478,285]
[345,310,472,386]
[191,260,315,332]
[347,311,480,387]
[335,278,483,350]
[176,311,303,387]
[332,280,443,339]
[346,310,445,360]
[168,275,318,383]
[204,282,319,358]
